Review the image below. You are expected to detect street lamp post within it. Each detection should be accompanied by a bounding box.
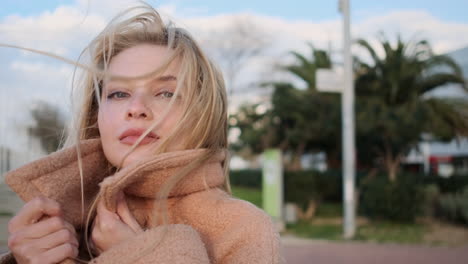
[339,0,356,239]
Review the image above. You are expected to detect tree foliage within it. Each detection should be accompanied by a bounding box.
[231,45,341,170]
[354,35,468,180]
[231,35,468,176]
[28,101,67,154]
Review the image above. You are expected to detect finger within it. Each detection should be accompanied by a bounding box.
[90,213,110,254]
[9,196,61,233]
[96,198,119,220]
[88,234,101,255]
[95,199,120,231]
[33,228,79,251]
[116,193,142,233]
[40,243,78,264]
[15,216,76,241]
[92,213,99,231]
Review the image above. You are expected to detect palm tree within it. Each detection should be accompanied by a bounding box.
[284,44,332,91]
[274,45,343,170]
[355,34,468,181]
[231,44,341,170]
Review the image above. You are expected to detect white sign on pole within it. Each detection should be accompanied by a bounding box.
[316,67,344,93]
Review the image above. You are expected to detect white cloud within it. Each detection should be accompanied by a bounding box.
[0,6,105,56]
[1,2,468,152]
[353,10,468,53]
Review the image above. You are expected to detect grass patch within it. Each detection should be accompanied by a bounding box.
[229,187,436,245]
[231,186,262,208]
[355,221,426,244]
[286,221,343,240]
[286,219,427,244]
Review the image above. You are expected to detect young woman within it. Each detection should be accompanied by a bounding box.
[1,4,281,264]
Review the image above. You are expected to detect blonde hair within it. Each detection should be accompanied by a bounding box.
[62,3,231,262]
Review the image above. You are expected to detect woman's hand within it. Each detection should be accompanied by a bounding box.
[7,196,79,264]
[90,192,143,254]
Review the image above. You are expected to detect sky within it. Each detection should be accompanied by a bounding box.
[1,0,468,24]
[1,0,468,154]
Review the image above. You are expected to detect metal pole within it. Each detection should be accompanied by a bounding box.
[339,0,356,239]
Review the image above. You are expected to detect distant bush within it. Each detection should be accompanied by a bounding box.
[422,175,468,194]
[359,173,425,222]
[283,170,344,208]
[421,184,440,218]
[437,186,468,226]
[229,169,343,214]
[229,168,468,224]
[229,169,262,189]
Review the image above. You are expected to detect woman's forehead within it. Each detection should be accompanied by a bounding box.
[104,74,177,88]
[107,44,180,79]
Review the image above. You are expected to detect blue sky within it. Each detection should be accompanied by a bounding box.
[2,0,468,23]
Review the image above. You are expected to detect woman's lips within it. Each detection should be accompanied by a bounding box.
[119,128,158,146]
[120,135,158,145]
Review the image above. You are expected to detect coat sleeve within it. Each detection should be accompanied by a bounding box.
[0,225,209,264]
[90,224,211,264]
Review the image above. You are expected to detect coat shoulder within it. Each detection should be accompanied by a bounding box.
[178,188,282,263]
[180,188,276,233]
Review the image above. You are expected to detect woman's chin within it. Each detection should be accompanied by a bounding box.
[117,148,158,168]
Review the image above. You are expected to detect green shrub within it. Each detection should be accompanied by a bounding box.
[437,186,468,225]
[421,184,440,217]
[438,195,458,220]
[422,175,468,194]
[313,170,343,202]
[229,169,262,189]
[230,169,344,207]
[283,170,344,210]
[359,173,425,222]
[459,194,468,225]
[284,171,321,210]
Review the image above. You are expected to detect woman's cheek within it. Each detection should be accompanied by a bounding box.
[97,109,120,167]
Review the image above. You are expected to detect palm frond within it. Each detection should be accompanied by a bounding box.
[424,98,468,137]
[356,39,381,67]
[418,73,466,95]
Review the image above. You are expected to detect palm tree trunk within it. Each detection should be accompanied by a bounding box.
[290,142,306,171]
[385,153,402,182]
[383,138,402,182]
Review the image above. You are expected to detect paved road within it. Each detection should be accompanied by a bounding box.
[2,237,467,263]
[281,236,468,264]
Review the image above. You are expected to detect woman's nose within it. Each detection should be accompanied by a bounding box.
[126,96,153,120]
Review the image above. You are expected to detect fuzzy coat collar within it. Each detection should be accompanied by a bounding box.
[5,139,226,228]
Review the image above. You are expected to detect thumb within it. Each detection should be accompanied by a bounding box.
[116,192,142,233]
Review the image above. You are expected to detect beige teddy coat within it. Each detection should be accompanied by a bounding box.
[0,139,281,263]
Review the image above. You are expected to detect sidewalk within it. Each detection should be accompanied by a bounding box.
[281,235,468,264]
[2,235,467,263]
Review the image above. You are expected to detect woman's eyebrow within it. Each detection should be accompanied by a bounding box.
[147,75,177,88]
[105,75,176,86]
[156,75,177,82]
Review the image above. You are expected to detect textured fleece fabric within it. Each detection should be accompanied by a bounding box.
[0,139,281,264]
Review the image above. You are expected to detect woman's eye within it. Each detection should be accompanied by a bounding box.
[157,91,174,98]
[107,91,129,99]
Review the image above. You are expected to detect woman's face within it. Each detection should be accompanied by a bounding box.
[98,44,184,168]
